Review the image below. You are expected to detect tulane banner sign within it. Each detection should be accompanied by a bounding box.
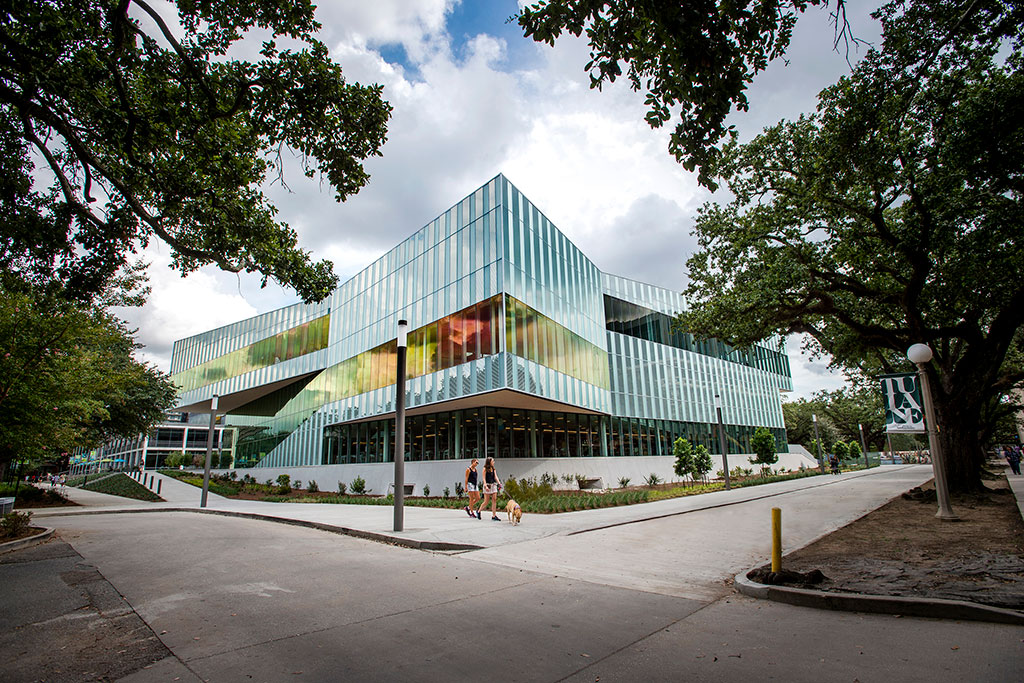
[880,373,926,433]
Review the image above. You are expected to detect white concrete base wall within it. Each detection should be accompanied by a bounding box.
[214,451,819,496]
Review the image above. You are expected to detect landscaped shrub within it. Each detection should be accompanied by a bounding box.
[275,474,292,494]
[422,484,431,497]
[618,477,631,488]
[350,476,367,495]
[645,473,662,486]
[443,486,450,499]
[502,476,554,502]
[307,480,319,493]
[337,481,347,495]
[218,453,233,469]
[0,510,33,539]
[0,484,68,507]
[454,482,464,497]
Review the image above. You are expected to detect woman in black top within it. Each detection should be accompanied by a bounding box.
[475,457,501,520]
[463,459,480,517]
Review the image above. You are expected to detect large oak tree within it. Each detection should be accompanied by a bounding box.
[681,0,1024,492]
[1,0,391,302]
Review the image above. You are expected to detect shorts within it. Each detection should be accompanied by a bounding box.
[483,483,499,495]
[466,483,478,493]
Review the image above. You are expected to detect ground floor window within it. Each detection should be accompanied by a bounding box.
[322,407,785,464]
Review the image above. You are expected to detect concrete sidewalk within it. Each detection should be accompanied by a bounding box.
[35,466,932,553]
[21,471,1022,683]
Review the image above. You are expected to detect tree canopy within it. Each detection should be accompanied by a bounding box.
[1,0,391,303]
[681,0,1024,491]
[517,0,855,188]
[0,286,177,474]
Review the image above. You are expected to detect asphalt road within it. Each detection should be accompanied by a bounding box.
[7,466,1018,683]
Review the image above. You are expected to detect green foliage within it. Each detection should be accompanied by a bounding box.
[644,473,662,487]
[454,482,464,497]
[350,476,366,495]
[832,441,849,460]
[0,0,391,303]
[218,453,233,469]
[0,483,68,507]
[517,0,835,189]
[672,437,694,482]
[81,473,160,501]
[848,440,862,461]
[165,453,187,468]
[618,476,631,488]
[443,486,450,499]
[750,427,779,474]
[422,484,430,498]
[502,476,555,502]
[306,480,318,493]
[336,481,347,495]
[692,445,713,483]
[680,1,1024,492]
[0,510,33,539]
[0,288,176,473]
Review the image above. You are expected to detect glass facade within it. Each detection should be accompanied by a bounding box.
[171,314,331,392]
[323,407,787,463]
[170,174,792,468]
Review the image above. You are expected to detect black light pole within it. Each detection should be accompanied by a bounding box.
[200,394,219,508]
[394,319,408,532]
[813,413,825,474]
[714,393,731,490]
[858,423,869,470]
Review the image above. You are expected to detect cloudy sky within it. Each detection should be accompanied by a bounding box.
[119,0,882,399]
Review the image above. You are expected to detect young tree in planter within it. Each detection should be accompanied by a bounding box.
[681,0,1024,492]
[692,444,713,485]
[672,437,694,485]
[847,440,862,463]
[832,441,849,462]
[750,427,779,477]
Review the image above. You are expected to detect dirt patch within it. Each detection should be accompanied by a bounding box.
[760,474,1024,610]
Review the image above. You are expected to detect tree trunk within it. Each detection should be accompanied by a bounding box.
[932,390,986,493]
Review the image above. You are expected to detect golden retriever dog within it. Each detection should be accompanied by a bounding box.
[505,498,522,525]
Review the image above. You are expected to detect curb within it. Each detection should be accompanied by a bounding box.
[191,508,483,552]
[0,527,55,555]
[33,506,482,553]
[734,570,1024,626]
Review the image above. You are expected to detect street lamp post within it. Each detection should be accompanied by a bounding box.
[813,413,825,474]
[394,319,408,532]
[200,394,219,508]
[906,344,957,521]
[714,394,731,490]
[858,423,869,470]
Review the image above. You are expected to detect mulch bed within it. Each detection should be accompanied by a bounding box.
[752,475,1024,610]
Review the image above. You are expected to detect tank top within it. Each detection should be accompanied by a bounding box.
[467,469,478,486]
[485,468,497,484]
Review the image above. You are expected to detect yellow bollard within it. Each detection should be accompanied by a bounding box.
[771,507,782,572]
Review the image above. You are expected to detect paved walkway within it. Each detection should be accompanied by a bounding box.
[14,465,1021,683]
[35,466,933,556]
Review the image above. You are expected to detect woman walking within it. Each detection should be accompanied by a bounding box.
[475,457,501,521]
[463,459,480,516]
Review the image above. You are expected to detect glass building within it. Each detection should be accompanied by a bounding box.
[170,175,792,480]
